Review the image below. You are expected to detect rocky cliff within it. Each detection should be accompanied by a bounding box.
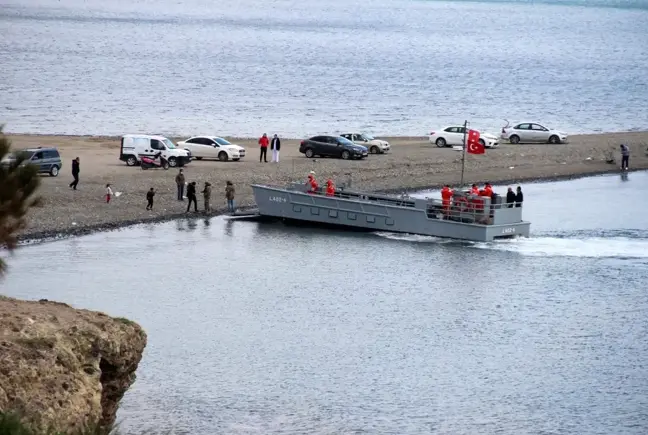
[0,296,147,433]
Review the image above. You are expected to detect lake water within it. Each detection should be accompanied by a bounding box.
[2,0,648,137]
[2,172,648,434]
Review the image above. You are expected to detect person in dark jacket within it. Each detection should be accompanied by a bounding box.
[186,181,198,212]
[506,187,516,208]
[146,188,155,210]
[69,157,80,190]
[201,181,212,212]
[271,134,281,163]
[175,169,185,201]
[515,186,523,207]
[620,144,630,171]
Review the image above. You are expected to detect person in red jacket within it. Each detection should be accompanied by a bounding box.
[441,185,453,215]
[483,183,493,197]
[306,172,319,193]
[258,133,269,163]
[470,184,479,196]
[325,179,336,196]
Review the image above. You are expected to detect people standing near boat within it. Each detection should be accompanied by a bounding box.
[325,179,336,196]
[271,134,281,163]
[175,169,185,201]
[225,181,235,213]
[506,187,516,208]
[515,186,523,207]
[470,184,479,196]
[259,133,269,163]
[480,183,493,197]
[69,157,80,190]
[105,183,113,204]
[441,185,453,214]
[201,181,212,212]
[146,187,155,210]
[186,181,198,212]
[620,144,630,171]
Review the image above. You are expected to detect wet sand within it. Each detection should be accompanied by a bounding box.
[8,131,648,240]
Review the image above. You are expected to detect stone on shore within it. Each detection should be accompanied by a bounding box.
[0,296,147,433]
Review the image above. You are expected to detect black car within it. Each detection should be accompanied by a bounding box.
[299,136,368,160]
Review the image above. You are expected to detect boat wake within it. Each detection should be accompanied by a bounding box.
[374,229,648,259]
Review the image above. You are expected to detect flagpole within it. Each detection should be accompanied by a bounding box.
[460,119,468,187]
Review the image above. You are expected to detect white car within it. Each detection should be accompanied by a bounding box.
[501,122,568,144]
[177,136,246,161]
[428,126,499,148]
[340,133,390,154]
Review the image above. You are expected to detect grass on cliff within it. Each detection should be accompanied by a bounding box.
[0,413,119,435]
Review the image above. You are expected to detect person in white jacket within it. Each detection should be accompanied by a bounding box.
[271,134,281,163]
[105,183,113,204]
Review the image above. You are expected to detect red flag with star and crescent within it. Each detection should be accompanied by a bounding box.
[466,129,485,154]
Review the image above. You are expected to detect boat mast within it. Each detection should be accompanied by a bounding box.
[460,119,468,187]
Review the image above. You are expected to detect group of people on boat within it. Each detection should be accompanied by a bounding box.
[440,183,524,214]
[306,171,336,196]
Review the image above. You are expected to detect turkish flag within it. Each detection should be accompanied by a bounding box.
[466,129,484,154]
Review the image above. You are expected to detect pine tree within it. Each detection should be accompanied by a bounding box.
[0,125,40,275]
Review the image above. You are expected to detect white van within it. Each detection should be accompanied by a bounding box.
[119,134,191,167]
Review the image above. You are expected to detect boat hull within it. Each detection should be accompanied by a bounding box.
[252,184,530,242]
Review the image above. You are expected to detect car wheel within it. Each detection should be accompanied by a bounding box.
[509,135,520,144]
[304,148,314,158]
[49,165,59,177]
[126,155,137,166]
[435,138,447,147]
[479,139,486,147]
[218,152,229,162]
[370,145,379,154]
[548,135,560,144]
[341,150,351,160]
[162,160,170,170]
[168,157,177,167]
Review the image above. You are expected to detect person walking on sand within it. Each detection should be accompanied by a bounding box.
[225,180,236,213]
[105,183,113,204]
[259,133,269,163]
[186,181,198,212]
[175,169,186,200]
[201,181,212,212]
[271,134,281,163]
[620,144,630,171]
[69,157,80,190]
[146,187,155,210]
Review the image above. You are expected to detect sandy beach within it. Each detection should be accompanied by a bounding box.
[8,131,648,240]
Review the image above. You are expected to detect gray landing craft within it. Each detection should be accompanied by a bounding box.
[239,182,530,242]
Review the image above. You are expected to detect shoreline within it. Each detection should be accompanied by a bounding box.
[16,168,644,245]
[6,131,648,245]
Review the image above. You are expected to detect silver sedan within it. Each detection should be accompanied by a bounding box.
[502,123,568,144]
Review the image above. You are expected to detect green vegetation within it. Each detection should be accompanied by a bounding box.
[0,413,118,435]
[0,125,41,275]
[114,317,136,326]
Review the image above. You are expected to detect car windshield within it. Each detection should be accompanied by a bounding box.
[360,134,374,140]
[162,138,176,149]
[214,138,231,145]
[338,137,354,146]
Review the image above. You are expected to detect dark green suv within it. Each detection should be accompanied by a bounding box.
[1,147,63,176]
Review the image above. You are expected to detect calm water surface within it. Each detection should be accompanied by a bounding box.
[2,172,648,434]
[1,0,648,136]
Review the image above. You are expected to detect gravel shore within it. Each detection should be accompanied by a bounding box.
[8,131,648,241]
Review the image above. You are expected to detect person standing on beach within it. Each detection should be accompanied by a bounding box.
[225,181,235,213]
[146,188,155,210]
[259,133,269,163]
[515,186,523,207]
[105,183,113,204]
[175,169,185,200]
[201,181,212,212]
[271,134,281,163]
[620,144,630,171]
[186,181,198,212]
[69,157,80,190]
